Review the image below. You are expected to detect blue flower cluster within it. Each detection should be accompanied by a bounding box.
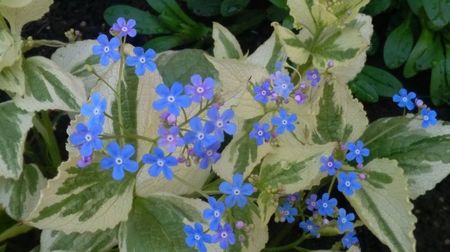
[184,174,254,251]
[392,88,438,128]
[249,108,297,145]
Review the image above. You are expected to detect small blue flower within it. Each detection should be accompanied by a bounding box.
[111,17,137,38]
[421,108,437,128]
[299,219,319,237]
[393,88,416,111]
[206,107,236,140]
[342,231,359,249]
[271,108,297,135]
[306,69,320,86]
[92,34,120,66]
[142,147,178,180]
[185,74,215,102]
[219,173,254,208]
[337,172,362,196]
[157,126,184,153]
[337,208,355,233]
[287,192,301,204]
[212,224,236,249]
[272,71,294,99]
[184,117,217,149]
[249,122,271,145]
[345,140,370,165]
[80,92,107,125]
[184,223,212,252]
[320,155,343,176]
[100,142,138,180]
[306,194,318,211]
[126,47,156,76]
[203,197,225,231]
[277,202,298,223]
[69,123,103,157]
[253,81,272,104]
[194,142,221,170]
[317,193,337,217]
[153,82,192,116]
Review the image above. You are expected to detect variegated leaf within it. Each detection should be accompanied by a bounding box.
[0,27,21,72]
[0,59,25,96]
[212,22,243,59]
[246,32,285,73]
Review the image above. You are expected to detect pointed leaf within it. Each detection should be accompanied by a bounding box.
[212,22,243,59]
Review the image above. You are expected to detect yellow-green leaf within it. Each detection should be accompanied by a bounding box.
[212,22,243,59]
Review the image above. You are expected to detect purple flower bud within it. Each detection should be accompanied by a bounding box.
[167,113,177,125]
[357,163,364,169]
[294,90,307,105]
[239,234,246,243]
[177,156,186,163]
[160,111,170,121]
[300,82,307,89]
[211,103,222,110]
[358,173,367,180]
[235,220,245,229]
[327,60,334,68]
[271,92,278,101]
[77,155,92,168]
[187,148,194,156]
[322,218,329,225]
[415,99,424,107]
[340,144,347,151]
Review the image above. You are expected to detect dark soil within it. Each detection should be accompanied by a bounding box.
[16,0,450,252]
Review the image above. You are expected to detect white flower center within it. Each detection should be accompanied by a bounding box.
[206,150,214,156]
[93,107,100,115]
[233,189,241,195]
[121,26,128,32]
[85,134,92,142]
[423,115,429,121]
[194,234,201,241]
[103,46,110,53]
[282,210,289,216]
[157,159,165,167]
[167,95,175,103]
[281,84,287,89]
[261,90,267,95]
[115,158,123,165]
[166,135,174,142]
[402,97,408,102]
[139,57,146,64]
[197,133,205,140]
[221,232,228,239]
[345,181,351,187]
[257,130,264,136]
[216,120,224,128]
[327,161,333,167]
[311,202,316,206]
[341,218,347,223]
[312,74,317,79]
[307,225,312,230]
[281,119,288,125]
[214,211,220,217]
[354,149,360,155]
[322,203,328,208]
[196,87,204,93]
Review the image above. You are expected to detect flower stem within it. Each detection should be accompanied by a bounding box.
[263,234,308,251]
[91,70,119,96]
[116,38,126,146]
[328,176,336,195]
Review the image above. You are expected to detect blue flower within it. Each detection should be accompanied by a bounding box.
[337,208,355,233]
[212,224,236,249]
[393,88,416,111]
[219,173,254,208]
[92,34,120,66]
[337,172,362,196]
[320,155,342,176]
[271,108,297,135]
[299,219,319,237]
[317,193,337,217]
[153,82,192,116]
[342,231,358,249]
[272,71,294,99]
[184,117,217,149]
[80,92,107,125]
[111,17,137,38]
[306,69,320,86]
[157,126,184,153]
[253,81,272,104]
[142,147,178,180]
[126,47,156,76]
[249,122,271,145]
[184,223,212,252]
[185,74,215,102]
[306,194,318,211]
[194,142,221,170]
[203,197,225,231]
[100,142,138,180]
[69,123,103,157]
[277,202,298,223]
[421,108,437,128]
[206,107,236,140]
[345,140,370,165]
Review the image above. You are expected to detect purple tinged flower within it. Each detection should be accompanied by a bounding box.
[206,107,236,140]
[294,89,307,104]
[342,231,359,249]
[299,219,320,237]
[213,224,236,249]
[306,194,318,211]
[111,17,137,38]
[317,193,337,217]
[253,81,272,104]
[100,142,138,181]
[203,197,225,231]
[185,74,215,102]
[184,223,212,252]
[320,155,343,176]
[184,117,217,149]
[277,202,298,223]
[271,108,297,135]
[421,108,437,128]
[92,34,120,66]
[235,220,245,229]
[249,122,271,145]
[337,172,362,196]
[194,142,221,169]
[287,192,301,204]
[219,173,254,208]
[69,123,103,157]
[272,71,294,99]
[275,61,283,71]
[306,69,321,86]
[337,208,355,233]
[126,47,156,76]
[392,88,416,111]
[81,92,107,125]
[77,155,92,168]
[157,126,184,153]
[345,140,370,165]
[153,82,192,116]
[142,147,178,180]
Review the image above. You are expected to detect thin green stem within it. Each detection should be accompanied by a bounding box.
[101,134,157,143]
[173,174,209,198]
[179,101,211,128]
[116,38,126,146]
[364,122,404,146]
[263,234,308,252]
[328,176,336,195]
[92,70,119,96]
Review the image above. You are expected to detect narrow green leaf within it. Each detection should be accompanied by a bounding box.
[348,78,379,103]
[430,45,450,106]
[423,0,450,29]
[220,0,250,16]
[403,27,435,77]
[186,0,221,17]
[363,0,392,16]
[383,19,414,69]
[351,65,402,98]
[144,35,185,52]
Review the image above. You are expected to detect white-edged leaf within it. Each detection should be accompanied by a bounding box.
[0,28,21,72]
[0,101,34,179]
[346,158,416,252]
[212,22,243,59]
[273,23,310,66]
[246,32,285,73]
[0,59,25,96]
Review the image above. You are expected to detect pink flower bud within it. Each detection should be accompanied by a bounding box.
[359,173,367,180]
[357,163,364,169]
[167,114,177,125]
[235,220,245,229]
[77,156,92,168]
[415,99,424,107]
